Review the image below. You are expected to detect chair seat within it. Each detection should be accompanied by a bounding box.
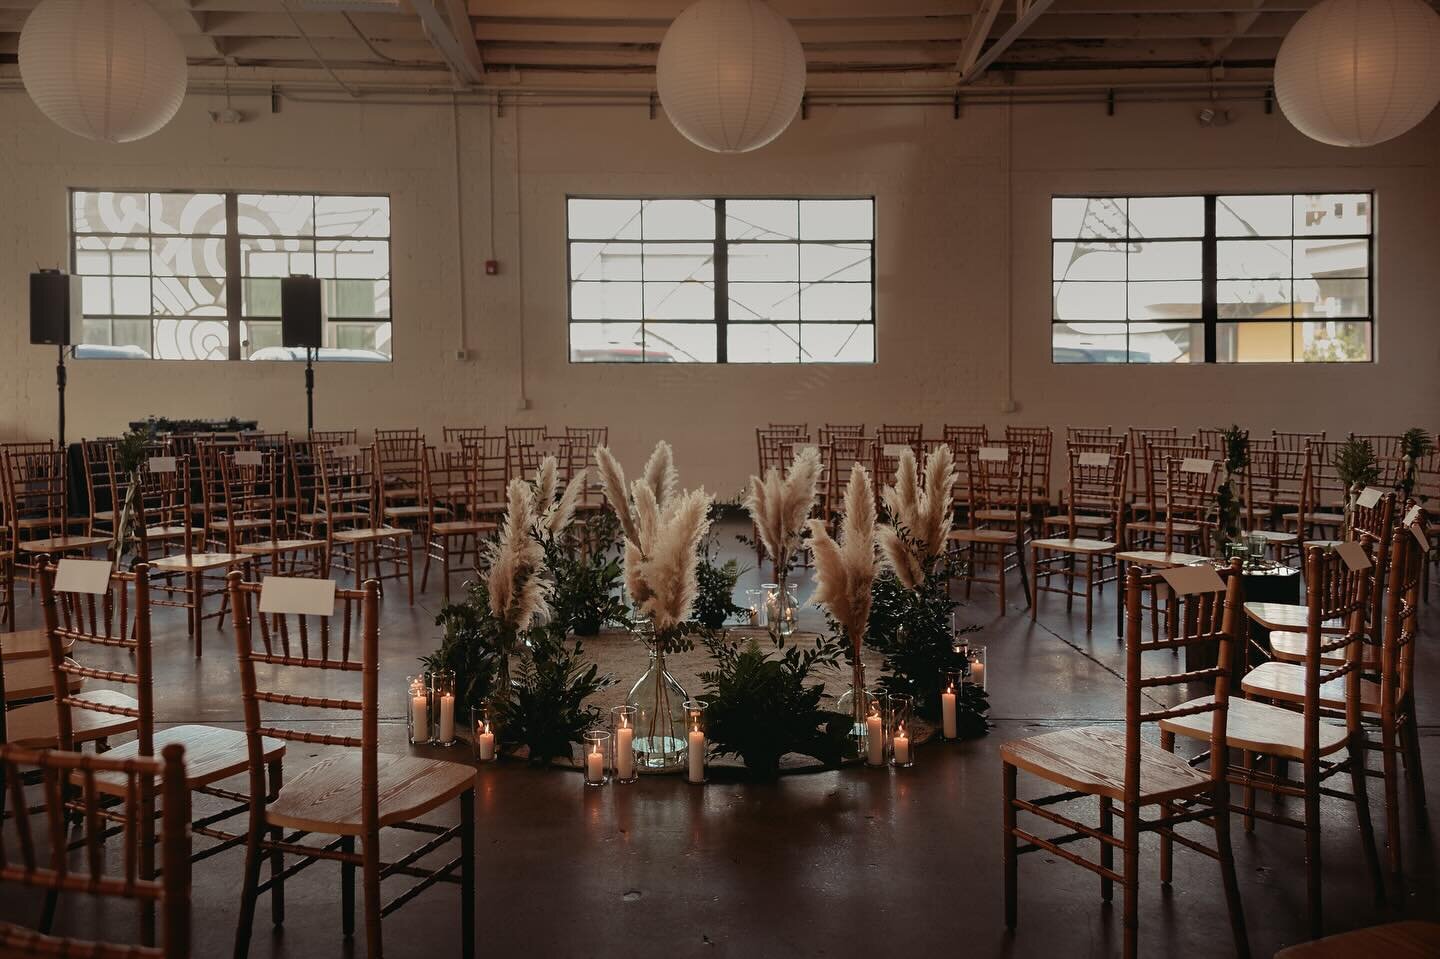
[89,725,285,794]
[3,690,140,747]
[1127,520,1202,536]
[1284,511,1345,527]
[237,538,327,555]
[301,511,370,524]
[1001,725,1210,804]
[1032,536,1116,555]
[266,752,477,836]
[150,551,245,572]
[0,628,72,662]
[383,487,421,501]
[333,526,410,543]
[1274,921,1440,958]
[1243,602,1346,634]
[91,510,117,523]
[1245,529,1297,544]
[1270,630,1379,669]
[1115,550,1210,569]
[208,518,271,532]
[384,505,448,519]
[1159,695,1348,761]
[433,520,495,535]
[1042,513,1112,529]
[1241,661,1382,712]
[949,528,1014,544]
[144,525,195,540]
[4,657,83,703]
[17,535,110,554]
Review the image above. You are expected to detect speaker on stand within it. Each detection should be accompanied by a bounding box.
[281,275,326,434]
[30,270,82,448]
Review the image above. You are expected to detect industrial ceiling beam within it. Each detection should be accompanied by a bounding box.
[960,0,1057,84]
[409,0,484,86]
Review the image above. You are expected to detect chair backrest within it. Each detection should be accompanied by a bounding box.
[374,435,426,500]
[1,449,70,545]
[877,424,922,445]
[565,426,609,449]
[1068,426,1122,449]
[960,444,1030,526]
[218,449,288,547]
[1128,427,1179,496]
[443,426,487,447]
[241,431,290,453]
[505,426,549,458]
[227,574,378,831]
[758,428,809,477]
[1143,442,1208,517]
[124,453,198,560]
[1063,447,1128,533]
[1302,439,1349,516]
[374,428,420,443]
[943,425,988,451]
[1005,426,1053,501]
[1123,562,1243,797]
[1240,447,1278,530]
[779,440,829,521]
[316,445,379,529]
[81,437,121,519]
[1272,429,1324,454]
[40,561,153,754]
[0,742,190,958]
[1380,524,1422,715]
[818,424,865,445]
[1159,454,1219,544]
[1296,545,1372,735]
[1357,434,1404,459]
[766,423,808,435]
[309,429,358,448]
[0,441,55,455]
[465,435,509,507]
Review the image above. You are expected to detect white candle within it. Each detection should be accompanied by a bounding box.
[687,727,705,783]
[865,714,884,765]
[748,605,759,627]
[893,726,911,765]
[438,694,455,742]
[410,688,428,740]
[616,721,634,780]
[586,745,604,783]
[477,724,495,761]
[941,686,957,739]
[970,660,985,689]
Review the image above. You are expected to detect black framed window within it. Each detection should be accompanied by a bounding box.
[70,189,392,361]
[567,197,875,363]
[1051,193,1373,364]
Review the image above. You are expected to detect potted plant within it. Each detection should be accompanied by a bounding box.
[1213,424,1250,557]
[1333,435,1380,539]
[744,445,822,634]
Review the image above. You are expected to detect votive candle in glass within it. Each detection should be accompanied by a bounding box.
[431,670,457,746]
[888,693,914,768]
[966,645,988,692]
[940,669,964,740]
[471,705,497,763]
[583,729,610,787]
[407,675,430,745]
[746,588,767,628]
[684,700,708,784]
[611,705,638,784]
[864,687,888,768]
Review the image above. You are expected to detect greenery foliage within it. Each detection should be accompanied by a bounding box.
[423,579,505,718]
[693,534,746,630]
[1334,435,1381,490]
[129,416,254,434]
[543,512,629,637]
[496,631,613,766]
[698,632,853,779]
[1399,427,1436,498]
[1215,424,1250,551]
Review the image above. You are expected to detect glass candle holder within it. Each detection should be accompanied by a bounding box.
[683,700,708,784]
[745,588,766,628]
[582,729,610,787]
[760,583,780,628]
[407,675,430,745]
[939,669,964,741]
[471,705,498,763]
[966,645,988,692]
[1246,532,1268,568]
[769,584,798,637]
[888,693,915,768]
[863,687,889,768]
[610,705,639,784]
[430,670,457,746]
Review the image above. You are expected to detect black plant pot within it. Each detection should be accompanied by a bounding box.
[571,614,602,637]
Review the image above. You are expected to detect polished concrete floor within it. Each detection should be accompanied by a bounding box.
[3,520,1437,958]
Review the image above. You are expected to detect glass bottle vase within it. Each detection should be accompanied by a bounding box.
[626,620,689,773]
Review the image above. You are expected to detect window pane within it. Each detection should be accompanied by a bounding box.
[1216,322,1293,362]
[800,282,871,322]
[799,200,873,240]
[1053,281,1125,321]
[570,322,645,362]
[569,199,642,240]
[801,323,873,363]
[317,239,389,280]
[729,323,801,363]
[240,238,316,278]
[325,279,391,319]
[80,277,111,315]
[800,243,870,282]
[153,276,226,317]
[570,242,641,281]
[571,281,641,320]
[1218,239,1290,280]
[73,191,148,234]
[111,276,151,316]
[1217,195,1291,237]
[1127,322,1204,363]
[1053,241,1125,282]
[1294,238,1368,278]
[641,199,715,240]
[1217,279,1291,319]
[152,236,225,277]
[643,243,714,281]
[646,323,717,362]
[75,235,150,275]
[330,321,392,358]
[728,243,799,282]
[1052,323,1129,363]
[242,320,282,357]
[1128,240,1202,280]
[1128,281,1202,320]
[1294,278,1368,318]
[238,194,314,237]
[729,282,799,322]
[1126,196,1203,238]
[1294,194,1370,236]
[727,200,797,240]
[1052,198,1126,240]
[1295,320,1371,361]
[243,278,281,318]
[315,196,390,238]
[149,193,225,236]
[152,318,230,360]
[643,282,713,319]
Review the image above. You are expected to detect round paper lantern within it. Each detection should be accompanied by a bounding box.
[19,0,188,144]
[1274,0,1440,147]
[656,0,806,153]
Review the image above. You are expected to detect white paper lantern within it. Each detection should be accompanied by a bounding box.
[656,0,806,153]
[1274,0,1440,147]
[19,0,188,144]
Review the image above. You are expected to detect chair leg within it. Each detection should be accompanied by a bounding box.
[1084,555,1095,632]
[267,759,285,925]
[362,830,383,958]
[1347,737,1386,906]
[1003,761,1018,930]
[1099,796,1114,902]
[1381,722,1403,874]
[1158,732,1174,886]
[461,788,475,959]
[1242,750,1256,833]
[342,835,356,938]
[1029,550,1040,621]
[233,819,266,959]
[1303,758,1323,939]
[1122,803,1140,959]
[1214,780,1251,958]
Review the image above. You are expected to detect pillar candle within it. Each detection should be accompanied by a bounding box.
[586,745,604,783]
[616,721,634,780]
[970,660,985,688]
[477,724,495,761]
[687,727,705,783]
[893,726,911,765]
[410,688,428,740]
[438,694,455,742]
[941,686,958,739]
[865,713,884,765]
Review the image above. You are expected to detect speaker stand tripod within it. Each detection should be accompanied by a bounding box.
[56,345,68,448]
[304,347,315,433]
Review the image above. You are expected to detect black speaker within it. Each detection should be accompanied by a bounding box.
[281,276,325,349]
[30,270,82,346]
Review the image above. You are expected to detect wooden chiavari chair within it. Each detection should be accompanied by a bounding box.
[565,426,609,449]
[1067,426,1121,448]
[424,445,497,603]
[309,429,358,448]
[0,742,191,958]
[1281,439,1347,546]
[227,574,477,959]
[1165,543,1385,938]
[373,428,419,444]
[315,446,413,601]
[504,426,549,479]
[0,441,55,456]
[827,437,875,528]
[949,445,1031,612]
[817,424,864,445]
[766,422,808,434]
[1,449,110,586]
[1004,563,1250,959]
[1005,425,1053,514]
[1238,445,1297,562]
[943,425,988,449]
[1128,443,1213,558]
[1127,427,1179,515]
[1358,434,1405,460]
[876,424,921,446]
[1272,429,1326,454]
[219,450,328,578]
[376,439,446,566]
[80,437,121,536]
[1031,448,1128,631]
[442,426,487,447]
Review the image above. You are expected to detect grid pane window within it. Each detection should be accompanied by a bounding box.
[69,190,391,361]
[1053,193,1373,364]
[567,197,875,364]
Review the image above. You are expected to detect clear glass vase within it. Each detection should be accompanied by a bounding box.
[626,620,689,773]
[833,652,870,758]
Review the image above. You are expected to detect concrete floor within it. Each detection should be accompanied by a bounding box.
[4,520,1437,958]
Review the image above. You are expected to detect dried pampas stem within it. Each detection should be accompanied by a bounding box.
[744,445,822,584]
[878,444,957,589]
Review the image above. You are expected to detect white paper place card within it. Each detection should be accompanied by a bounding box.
[1404,505,1423,528]
[334,445,362,460]
[1078,452,1111,467]
[1412,524,1431,552]
[234,450,263,467]
[1159,564,1226,597]
[147,456,177,474]
[1180,457,1215,475]
[1355,486,1383,509]
[259,576,337,617]
[882,444,911,458]
[979,446,1009,462]
[1333,541,1372,572]
[55,559,112,595]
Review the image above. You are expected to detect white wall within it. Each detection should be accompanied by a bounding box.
[2,89,1437,494]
